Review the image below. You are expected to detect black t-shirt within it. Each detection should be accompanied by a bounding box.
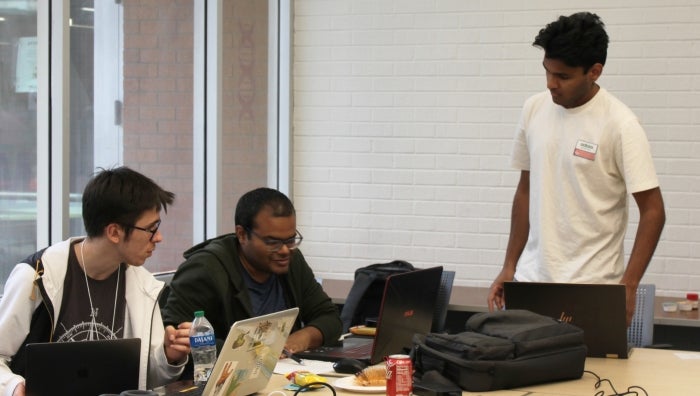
[53,241,126,341]
[241,266,287,316]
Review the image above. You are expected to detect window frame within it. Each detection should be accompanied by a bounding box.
[34,0,291,248]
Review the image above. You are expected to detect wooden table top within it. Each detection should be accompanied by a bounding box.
[156,347,700,396]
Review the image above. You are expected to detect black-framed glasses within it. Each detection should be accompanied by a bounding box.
[126,220,161,241]
[246,228,303,252]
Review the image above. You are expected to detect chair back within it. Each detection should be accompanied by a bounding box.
[627,283,655,347]
[431,270,455,333]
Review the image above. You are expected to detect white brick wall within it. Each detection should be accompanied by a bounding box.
[292,1,700,297]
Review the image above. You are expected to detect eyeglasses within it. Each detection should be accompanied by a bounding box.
[126,220,161,241]
[246,228,303,252]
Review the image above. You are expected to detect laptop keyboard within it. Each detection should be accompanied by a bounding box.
[318,343,371,358]
[300,340,372,361]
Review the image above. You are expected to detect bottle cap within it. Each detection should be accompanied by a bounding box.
[687,293,698,301]
[194,310,205,317]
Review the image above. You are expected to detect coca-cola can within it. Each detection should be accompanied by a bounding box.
[386,354,412,396]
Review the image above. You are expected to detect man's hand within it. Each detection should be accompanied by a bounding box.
[164,322,192,365]
[487,268,515,312]
[487,282,505,312]
[488,170,529,312]
[622,187,665,327]
[284,326,323,354]
[622,284,638,327]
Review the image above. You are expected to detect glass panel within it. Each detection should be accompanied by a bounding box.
[0,1,38,293]
[69,0,95,236]
[68,0,275,272]
[220,0,270,235]
[0,0,278,293]
[68,0,198,273]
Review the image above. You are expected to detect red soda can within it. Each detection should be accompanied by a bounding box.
[386,354,412,396]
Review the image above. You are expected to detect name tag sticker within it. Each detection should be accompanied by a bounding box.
[574,140,598,161]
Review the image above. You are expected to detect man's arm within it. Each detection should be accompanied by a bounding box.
[288,251,343,349]
[284,326,324,354]
[621,187,666,326]
[488,170,530,311]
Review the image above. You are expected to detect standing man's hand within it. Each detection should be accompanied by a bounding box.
[621,187,665,328]
[489,170,529,312]
[622,284,638,328]
[487,268,515,312]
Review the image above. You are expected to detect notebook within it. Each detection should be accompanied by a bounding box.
[177,307,300,396]
[296,266,443,364]
[503,281,631,358]
[25,338,141,396]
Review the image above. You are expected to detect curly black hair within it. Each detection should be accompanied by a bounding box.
[533,12,609,72]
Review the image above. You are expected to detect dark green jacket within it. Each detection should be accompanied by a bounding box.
[161,233,342,352]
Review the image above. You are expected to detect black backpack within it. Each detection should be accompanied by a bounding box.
[339,260,415,333]
[412,310,587,392]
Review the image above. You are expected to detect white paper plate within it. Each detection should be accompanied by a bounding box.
[333,376,385,393]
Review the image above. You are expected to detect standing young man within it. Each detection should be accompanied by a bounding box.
[0,167,191,395]
[162,187,342,364]
[487,12,666,326]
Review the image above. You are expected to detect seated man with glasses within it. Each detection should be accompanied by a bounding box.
[0,167,191,395]
[162,187,342,372]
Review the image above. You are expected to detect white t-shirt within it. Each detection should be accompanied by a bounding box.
[511,88,659,283]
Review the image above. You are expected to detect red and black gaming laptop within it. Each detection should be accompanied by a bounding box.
[296,266,443,364]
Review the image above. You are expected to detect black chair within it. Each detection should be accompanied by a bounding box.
[431,270,455,333]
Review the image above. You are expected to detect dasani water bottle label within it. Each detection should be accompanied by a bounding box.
[190,334,215,347]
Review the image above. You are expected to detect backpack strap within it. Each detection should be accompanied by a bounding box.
[10,248,52,375]
[23,247,47,302]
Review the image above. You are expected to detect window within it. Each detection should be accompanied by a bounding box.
[0,0,289,293]
[0,0,38,294]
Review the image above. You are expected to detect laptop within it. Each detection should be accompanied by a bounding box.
[25,338,141,396]
[177,307,299,396]
[503,281,631,358]
[296,266,443,364]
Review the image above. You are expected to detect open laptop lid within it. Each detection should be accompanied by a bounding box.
[203,307,299,396]
[369,266,443,363]
[503,281,629,358]
[25,338,141,396]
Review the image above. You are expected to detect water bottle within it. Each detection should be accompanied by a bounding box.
[190,310,217,384]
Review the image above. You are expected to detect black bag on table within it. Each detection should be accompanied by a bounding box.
[412,309,587,392]
[339,260,414,333]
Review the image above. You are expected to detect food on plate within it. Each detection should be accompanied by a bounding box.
[349,325,377,336]
[353,365,387,386]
